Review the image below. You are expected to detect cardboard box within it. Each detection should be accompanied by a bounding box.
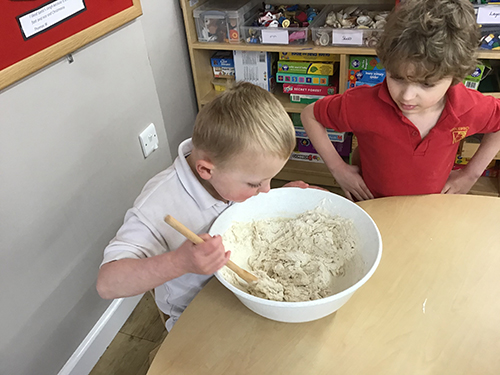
[277,72,329,86]
[455,155,496,168]
[347,55,385,89]
[296,133,352,157]
[290,151,324,163]
[211,51,234,67]
[289,94,325,104]
[279,52,337,62]
[294,125,345,142]
[283,83,336,96]
[233,51,275,91]
[278,61,335,75]
[289,113,302,126]
[347,70,386,89]
[349,56,384,71]
[463,64,486,90]
[455,155,470,165]
[213,67,235,78]
[212,78,233,92]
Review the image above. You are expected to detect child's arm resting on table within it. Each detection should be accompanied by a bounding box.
[442,131,500,194]
[96,234,230,299]
[300,103,374,201]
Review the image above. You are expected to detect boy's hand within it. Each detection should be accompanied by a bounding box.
[441,169,478,195]
[282,180,328,191]
[172,234,230,275]
[332,164,374,201]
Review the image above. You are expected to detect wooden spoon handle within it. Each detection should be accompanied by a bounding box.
[164,215,257,283]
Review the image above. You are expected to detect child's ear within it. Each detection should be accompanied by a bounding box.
[196,159,214,180]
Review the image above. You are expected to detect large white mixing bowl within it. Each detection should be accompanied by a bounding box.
[209,187,382,323]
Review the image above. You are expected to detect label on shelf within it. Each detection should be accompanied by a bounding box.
[261,29,289,44]
[477,5,500,24]
[332,30,363,45]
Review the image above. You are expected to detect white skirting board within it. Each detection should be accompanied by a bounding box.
[57,294,144,375]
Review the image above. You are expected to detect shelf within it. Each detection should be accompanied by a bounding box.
[469,176,499,197]
[275,160,339,188]
[191,41,377,55]
[182,0,500,198]
[200,88,306,113]
[483,92,500,98]
[276,91,308,113]
[461,141,500,160]
[190,41,500,59]
[477,50,500,59]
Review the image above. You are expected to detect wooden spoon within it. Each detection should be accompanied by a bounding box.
[164,215,258,284]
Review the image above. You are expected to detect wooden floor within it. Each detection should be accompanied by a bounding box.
[90,292,167,375]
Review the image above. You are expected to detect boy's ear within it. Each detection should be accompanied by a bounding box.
[196,159,215,180]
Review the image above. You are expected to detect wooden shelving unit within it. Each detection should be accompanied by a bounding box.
[180,0,500,195]
[469,176,500,197]
[200,89,307,113]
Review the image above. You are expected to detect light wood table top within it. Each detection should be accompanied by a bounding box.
[147,194,500,375]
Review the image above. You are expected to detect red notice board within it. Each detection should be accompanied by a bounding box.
[0,0,142,91]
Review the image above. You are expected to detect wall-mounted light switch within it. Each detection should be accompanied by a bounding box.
[139,123,159,158]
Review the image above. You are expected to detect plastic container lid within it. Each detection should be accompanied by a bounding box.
[193,0,259,19]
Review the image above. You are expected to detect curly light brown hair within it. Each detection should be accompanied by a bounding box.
[376,0,480,84]
[193,82,295,168]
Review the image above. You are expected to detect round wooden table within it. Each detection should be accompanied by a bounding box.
[147,195,500,375]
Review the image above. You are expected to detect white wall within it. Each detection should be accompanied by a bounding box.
[141,0,198,153]
[0,1,197,374]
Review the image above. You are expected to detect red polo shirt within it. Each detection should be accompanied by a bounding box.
[314,81,500,198]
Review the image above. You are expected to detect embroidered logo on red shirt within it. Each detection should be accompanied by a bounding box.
[451,127,469,144]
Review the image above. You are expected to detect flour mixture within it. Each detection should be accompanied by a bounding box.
[221,207,359,302]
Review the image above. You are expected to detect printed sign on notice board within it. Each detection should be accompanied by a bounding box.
[17,0,87,40]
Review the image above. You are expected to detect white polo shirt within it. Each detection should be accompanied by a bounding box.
[101,139,231,331]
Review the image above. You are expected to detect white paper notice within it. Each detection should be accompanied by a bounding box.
[261,29,289,44]
[477,6,500,24]
[333,30,363,46]
[18,0,86,39]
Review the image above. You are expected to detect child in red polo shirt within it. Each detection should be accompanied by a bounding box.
[301,0,500,200]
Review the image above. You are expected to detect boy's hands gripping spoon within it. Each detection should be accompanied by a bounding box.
[164,215,258,284]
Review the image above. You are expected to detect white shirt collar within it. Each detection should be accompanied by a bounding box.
[174,138,229,210]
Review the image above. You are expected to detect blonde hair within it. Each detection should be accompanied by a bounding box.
[192,82,295,167]
[376,0,480,84]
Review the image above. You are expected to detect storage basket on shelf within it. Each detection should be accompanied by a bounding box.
[240,4,322,45]
[310,4,391,47]
[193,0,259,43]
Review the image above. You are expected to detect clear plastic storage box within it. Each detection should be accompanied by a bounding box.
[193,0,259,44]
[310,5,390,47]
[240,5,323,45]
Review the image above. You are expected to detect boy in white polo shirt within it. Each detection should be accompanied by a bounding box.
[96,82,307,331]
